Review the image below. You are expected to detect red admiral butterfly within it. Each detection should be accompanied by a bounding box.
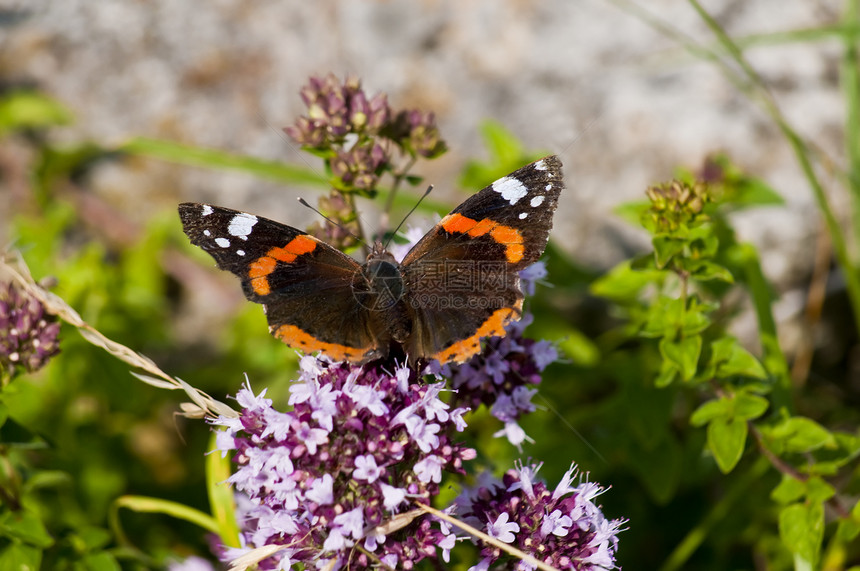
[179,156,562,365]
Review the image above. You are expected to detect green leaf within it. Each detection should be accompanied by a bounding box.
[73,527,112,551]
[690,398,731,426]
[691,393,767,429]
[707,416,747,473]
[654,360,678,388]
[805,476,836,504]
[479,120,527,166]
[0,91,72,134]
[709,337,768,379]
[836,499,860,542]
[0,543,41,571]
[0,510,53,548]
[404,174,424,186]
[689,260,735,283]
[653,237,685,268]
[642,297,684,338]
[734,393,769,420]
[771,417,835,453]
[659,335,702,382]
[590,261,662,302]
[613,200,651,226]
[687,224,719,257]
[779,502,823,566]
[80,552,121,571]
[732,177,785,209]
[771,475,806,504]
[679,304,712,337]
[705,153,785,209]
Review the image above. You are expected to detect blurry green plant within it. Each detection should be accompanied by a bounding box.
[591,158,860,570]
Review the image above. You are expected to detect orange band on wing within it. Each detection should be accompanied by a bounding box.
[441,213,477,234]
[489,225,522,244]
[251,276,271,295]
[284,235,317,255]
[266,247,297,264]
[273,324,371,362]
[440,214,525,264]
[489,226,524,263]
[505,244,525,263]
[248,235,320,294]
[467,217,498,237]
[432,306,519,364]
[249,256,277,278]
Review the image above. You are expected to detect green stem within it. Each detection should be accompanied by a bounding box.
[689,0,860,338]
[384,155,417,217]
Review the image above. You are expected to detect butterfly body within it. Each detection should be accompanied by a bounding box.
[179,155,563,365]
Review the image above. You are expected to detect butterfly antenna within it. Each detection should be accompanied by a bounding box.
[297,197,366,246]
[383,185,434,250]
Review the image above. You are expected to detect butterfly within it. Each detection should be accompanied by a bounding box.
[179,155,562,365]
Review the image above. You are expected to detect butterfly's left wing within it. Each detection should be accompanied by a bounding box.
[401,155,563,364]
[178,203,384,362]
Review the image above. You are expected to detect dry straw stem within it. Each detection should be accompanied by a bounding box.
[419,503,561,571]
[1,250,237,419]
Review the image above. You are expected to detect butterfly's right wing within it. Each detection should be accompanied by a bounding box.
[179,203,383,362]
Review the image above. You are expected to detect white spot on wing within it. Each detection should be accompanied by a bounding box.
[215,237,230,248]
[534,159,547,171]
[228,213,257,241]
[545,184,552,191]
[201,205,213,216]
[492,176,528,205]
[236,249,246,256]
[519,212,528,219]
[530,195,545,207]
[203,229,211,236]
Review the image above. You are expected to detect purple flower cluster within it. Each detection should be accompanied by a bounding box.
[330,141,387,192]
[390,109,447,159]
[458,462,624,571]
[285,74,447,195]
[0,282,61,376]
[430,262,559,449]
[214,357,475,570]
[286,75,390,147]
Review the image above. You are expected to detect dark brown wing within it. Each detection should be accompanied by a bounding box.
[400,156,563,363]
[178,203,383,362]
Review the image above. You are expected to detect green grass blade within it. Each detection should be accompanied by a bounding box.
[112,495,220,537]
[121,137,329,187]
[842,0,860,245]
